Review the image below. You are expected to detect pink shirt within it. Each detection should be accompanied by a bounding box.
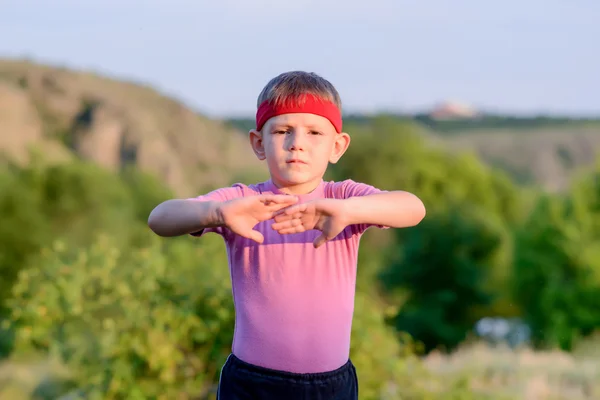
[188,179,386,373]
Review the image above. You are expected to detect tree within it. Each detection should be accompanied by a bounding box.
[513,190,600,350]
[381,206,510,352]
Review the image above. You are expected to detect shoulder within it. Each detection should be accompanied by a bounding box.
[187,182,264,202]
[324,179,386,199]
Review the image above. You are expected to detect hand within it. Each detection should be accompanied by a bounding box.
[219,194,298,243]
[271,199,348,248]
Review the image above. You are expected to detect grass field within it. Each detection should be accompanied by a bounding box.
[2,339,600,400]
[423,341,600,399]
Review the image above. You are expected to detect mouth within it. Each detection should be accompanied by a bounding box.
[286,159,307,164]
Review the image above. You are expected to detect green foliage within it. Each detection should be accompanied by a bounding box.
[9,234,234,399]
[0,156,175,362]
[412,114,598,134]
[0,158,172,310]
[0,165,49,313]
[382,207,509,352]
[513,191,600,350]
[118,165,174,223]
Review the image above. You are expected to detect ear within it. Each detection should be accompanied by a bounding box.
[249,129,266,160]
[329,132,351,164]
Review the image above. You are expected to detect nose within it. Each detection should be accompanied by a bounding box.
[287,131,306,151]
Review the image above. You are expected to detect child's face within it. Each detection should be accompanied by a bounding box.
[250,113,350,193]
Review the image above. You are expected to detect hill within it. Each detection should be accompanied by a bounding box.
[0,58,266,197]
[2,58,599,194]
[413,114,600,191]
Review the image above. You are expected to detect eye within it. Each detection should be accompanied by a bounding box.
[309,131,323,135]
[273,130,289,135]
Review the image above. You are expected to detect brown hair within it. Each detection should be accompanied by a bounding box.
[256,71,342,111]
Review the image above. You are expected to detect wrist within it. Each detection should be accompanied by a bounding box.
[337,198,357,227]
[212,201,227,227]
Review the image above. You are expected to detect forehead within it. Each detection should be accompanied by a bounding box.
[265,113,336,131]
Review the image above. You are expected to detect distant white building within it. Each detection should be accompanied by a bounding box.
[429,101,480,120]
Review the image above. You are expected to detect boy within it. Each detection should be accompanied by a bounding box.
[148,71,426,400]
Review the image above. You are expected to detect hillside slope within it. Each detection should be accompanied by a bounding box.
[227,117,600,192]
[0,58,266,197]
[439,126,600,191]
[378,115,600,191]
[2,58,598,195]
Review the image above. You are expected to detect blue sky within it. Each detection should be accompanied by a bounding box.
[0,0,597,117]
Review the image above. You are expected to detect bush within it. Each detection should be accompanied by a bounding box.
[9,234,233,399]
[0,159,172,321]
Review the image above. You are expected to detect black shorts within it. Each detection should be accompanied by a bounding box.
[217,353,359,400]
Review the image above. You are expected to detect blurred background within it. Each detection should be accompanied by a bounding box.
[0,1,599,399]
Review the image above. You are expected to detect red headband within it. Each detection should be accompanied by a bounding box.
[256,94,343,133]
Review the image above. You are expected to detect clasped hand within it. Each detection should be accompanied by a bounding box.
[219,195,348,248]
[271,198,348,248]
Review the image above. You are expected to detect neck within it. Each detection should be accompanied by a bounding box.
[270,177,323,195]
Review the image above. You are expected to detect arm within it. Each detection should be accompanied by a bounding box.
[270,186,425,247]
[147,199,224,237]
[342,190,426,228]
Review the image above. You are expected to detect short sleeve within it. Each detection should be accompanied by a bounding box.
[186,184,245,238]
[341,179,387,199]
[332,179,390,235]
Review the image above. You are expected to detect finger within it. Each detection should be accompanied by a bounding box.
[273,212,302,223]
[261,194,298,204]
[269,198,302,209]
[273,204,305,216]
[267,204,288,214]
[268,204,298,217]
[277,226,306,235]
[248,230,264,244]
[313,233,328,248]
[271,219,301,231]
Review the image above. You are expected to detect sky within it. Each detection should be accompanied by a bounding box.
[0,0,598,118]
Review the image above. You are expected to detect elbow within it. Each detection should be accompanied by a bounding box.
[413,198,426,226]
[147,204,168,236]
[147,208,160,235]
[402,193,426,227]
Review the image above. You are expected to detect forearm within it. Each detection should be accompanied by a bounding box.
[343,191,426,228]
[147,199,224,237]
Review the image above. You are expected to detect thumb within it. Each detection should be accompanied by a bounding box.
[313,233,328,248]
[248,230,265,244]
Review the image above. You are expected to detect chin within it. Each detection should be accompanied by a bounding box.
[278,172,316,186]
